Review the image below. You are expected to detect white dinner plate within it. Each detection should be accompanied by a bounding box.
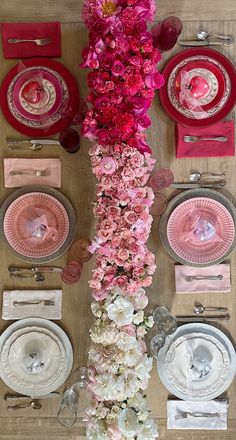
[0,318,73,396]
[157,323,236,400]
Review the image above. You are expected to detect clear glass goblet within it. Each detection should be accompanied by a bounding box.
[57,366,88,427]
[153,306,177,335]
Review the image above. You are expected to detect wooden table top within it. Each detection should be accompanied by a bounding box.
[0,1,235,439]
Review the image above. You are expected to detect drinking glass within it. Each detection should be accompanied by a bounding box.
[57,367,88,427]
[68,238,92,263]
[149,168,174,192]
[151,16,183,52]
[61,260,83,285]
[153,306,177,335]
[150,193,168,216]
[59,127,80,153]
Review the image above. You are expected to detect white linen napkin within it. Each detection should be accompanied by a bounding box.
[167,399,228,430]
[2,289,62,320]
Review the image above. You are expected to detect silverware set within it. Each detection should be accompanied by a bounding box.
[8,265,63,284]
[176,314,230,322]
[13,299,55,307]
[182,274,223,282]
[193,302,228,314]
[184,136,227,143]
[179,30,233,47]
[7,137,61,150]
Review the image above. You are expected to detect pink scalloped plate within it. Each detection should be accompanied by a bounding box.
[167,197,235,264]
[3,192,69,258]
[11,68,63,121]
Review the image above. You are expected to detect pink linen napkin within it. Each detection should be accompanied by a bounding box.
[175,263,231,293]
[176,121,235,158]
[1,22,61,58]
[4,158,61,188]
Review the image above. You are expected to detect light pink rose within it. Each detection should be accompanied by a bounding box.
[121,323,136,337]
[92,289,108,301]
[117,248,129,261]
[107,424,122,440]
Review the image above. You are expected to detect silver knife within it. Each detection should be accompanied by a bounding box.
[178,40,231,47]
[4,392,60,401]
[9,266,63,273]
[170,182,225,189]
[6,137,60,145]
[176,314,230,322]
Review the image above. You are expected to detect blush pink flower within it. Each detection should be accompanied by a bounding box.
[117,248,130,261]
[98,157,117,174]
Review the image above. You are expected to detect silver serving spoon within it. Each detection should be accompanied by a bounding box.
[193,302,228,315]
[8,143,43,151]
[10,272,45,282]
[7,400,42,411]
[189,171,226,182]
[197,30,233,41]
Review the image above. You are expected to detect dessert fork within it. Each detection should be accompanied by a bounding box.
[8,37,51,46]
[183,275,223,281]
[184,136,227,143]
[9,169,50,177]
[175,410,220,420]
[13,299,55,306]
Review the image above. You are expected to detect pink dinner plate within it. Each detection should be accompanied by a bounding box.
[0,58,80,136]
[167,197,235,264]
[159,48,236,126]
[11,68,63,121]
[3,192,69,258]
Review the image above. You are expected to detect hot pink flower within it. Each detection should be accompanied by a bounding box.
[125,73,145,95]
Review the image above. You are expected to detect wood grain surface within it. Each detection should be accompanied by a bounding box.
[0,2,235,439]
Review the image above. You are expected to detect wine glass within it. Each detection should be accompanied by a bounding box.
[149,168,174,192]
[57,367,88,427]
[151,16,183,52]
[153,306,177,335]
[150,193,168,216]
[59,127,80,153]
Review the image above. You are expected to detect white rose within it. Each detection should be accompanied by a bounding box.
[137,418,159,440]
[118,408,141,437]
[106,296,134,326]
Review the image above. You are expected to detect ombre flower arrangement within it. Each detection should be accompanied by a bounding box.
[81,0,164,438]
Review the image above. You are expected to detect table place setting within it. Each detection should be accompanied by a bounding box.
[2,289,62,320]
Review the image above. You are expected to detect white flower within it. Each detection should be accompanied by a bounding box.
[137,418,159,440]
[118,408,141,437]
[127,392,147,411]
[106,296,134,326]
[135,355,153,387]
[145,316,154,328]
[91,302,102,318]
[133,310,144,325]
[86,420,110,440]
[137,326,147,338]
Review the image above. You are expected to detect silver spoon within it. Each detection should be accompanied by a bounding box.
[193,302,228,314]
[197,30,233,41]
[10,272,45,282]
[189,171,226,182]
[7,400,42,411]
[8,143,43,151]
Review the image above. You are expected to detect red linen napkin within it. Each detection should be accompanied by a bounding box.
[176,121,235,158]
[1,22,61,58]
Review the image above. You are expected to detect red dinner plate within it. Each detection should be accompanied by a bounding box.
[159,48,236,126]
[3,192,69,258]
[167,197,235,264]
[0,58,80,136]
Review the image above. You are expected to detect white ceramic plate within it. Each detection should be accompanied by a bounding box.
[0,318,73,396]
[157,323,236,400]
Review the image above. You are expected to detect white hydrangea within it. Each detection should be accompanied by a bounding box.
[133,310,144,325]
[136,418,159,439]
[106,296,134,326]
[118,408,140,437]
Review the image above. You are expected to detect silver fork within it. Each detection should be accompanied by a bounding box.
[184,136,227,143]
[175,410,221,420]
[13,299,55,306]
[9,169,50,177]
[8,37,51,46]
[183,275,223,282]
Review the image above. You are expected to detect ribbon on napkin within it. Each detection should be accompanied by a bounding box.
[167,399,228,430]
[175,121,235,158]
[175,263,231,293]
[4,158,61,188]
[1,22,61,58]
[2,289,62,320]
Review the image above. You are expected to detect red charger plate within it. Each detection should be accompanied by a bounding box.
[0,58,80,136]
[159,48,236,126]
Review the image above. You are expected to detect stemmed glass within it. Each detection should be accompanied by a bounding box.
[151,16,183,52]
[57,366,88,427]
[149,306,177,361]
